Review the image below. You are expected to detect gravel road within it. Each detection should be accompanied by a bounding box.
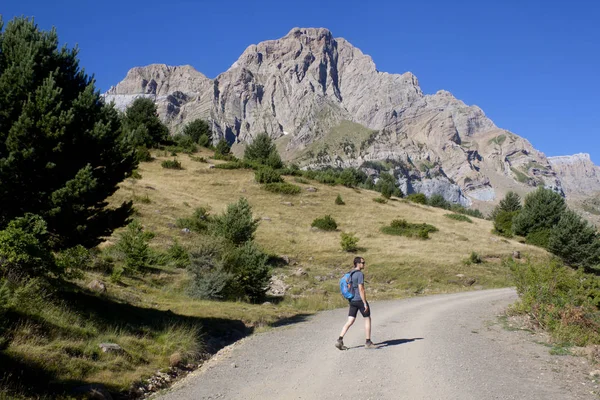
[157,288,597,399]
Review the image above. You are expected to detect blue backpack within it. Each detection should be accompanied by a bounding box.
[339,270,358,300]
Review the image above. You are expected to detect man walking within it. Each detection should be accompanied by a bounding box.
[336,256,374,350]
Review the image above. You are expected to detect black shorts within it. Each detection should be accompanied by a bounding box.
[348,300,370,318]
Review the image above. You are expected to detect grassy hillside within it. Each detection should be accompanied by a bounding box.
[1,148,548,399]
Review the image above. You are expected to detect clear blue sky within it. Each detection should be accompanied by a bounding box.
[3,0,599,164]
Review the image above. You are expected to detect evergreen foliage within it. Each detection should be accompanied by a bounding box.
[176,207,211,233]
[255,167,283,184]
[548,210,600,271]
[428,194,450,209]
[407,193,427,204]
[374,172,403,197]
[211,197,259,245]
[335,194,345,205]
[0,17,137,251]
[122,97,168,148]
[222,241,271,302]
[340,232,360,252]
[243,133,283,168]
[161,159,183,169]
[214,139,231,158]
[263,182,302,195]
[0,214,54,277]
[512,188,566,244]
[490,191,522,220]
[115,220,153,273]
[380,219,438,239]
[181,119,211,146]
[493,210,519,237]
[311,215,338,231]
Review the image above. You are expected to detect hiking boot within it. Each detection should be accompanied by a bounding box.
[335,339,347,350]
[365,340,375,349]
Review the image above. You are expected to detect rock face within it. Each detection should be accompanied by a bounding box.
[104,27,567,205]
[548,153,600,196]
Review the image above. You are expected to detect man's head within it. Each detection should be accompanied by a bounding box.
[353,256,366,270]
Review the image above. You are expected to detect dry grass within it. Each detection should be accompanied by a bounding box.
[114,150,548,300]
[2,148,550,398]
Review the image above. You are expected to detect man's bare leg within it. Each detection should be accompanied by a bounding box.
[364,316,371,341]
[339,316,355,337]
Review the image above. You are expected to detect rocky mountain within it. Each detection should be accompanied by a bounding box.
[104,27,568,208]
[548,153,600,196]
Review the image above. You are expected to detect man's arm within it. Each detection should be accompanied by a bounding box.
[359,284,368,311]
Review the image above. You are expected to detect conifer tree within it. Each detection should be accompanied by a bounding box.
[122,97,168,148]
[244,132,282,168]
[0,17,137,250]
[512,187,566,246]
[547,209,600,271]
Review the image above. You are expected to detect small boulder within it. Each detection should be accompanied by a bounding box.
[208,165,215,169]
[281,202,293,206]
[99,343,123,353]
[293,268,308,277]
[169,352,183,368]
[181,228,191,234]
[305,187,317,192]
[281,255,290,265]
[88,279,107,294]
[512,251,521,259]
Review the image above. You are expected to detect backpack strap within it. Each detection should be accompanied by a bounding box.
[348,269,359,288]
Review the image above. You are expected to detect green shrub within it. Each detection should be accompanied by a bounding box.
[255,167,283,184]
[380,219,438,239]
[214,161,245,169]
[263,182,302,195]
[115,220,153,273]
[222,241,271,302]
[166,241,190,269]
[335,194,345,205]
[373,197,387,204]
[509,259,600,345]
[172,134,197,153]
[294,177,309,184]
[340,232,359,252]
[407,193,427,204]
[493,210,518,237]
[214,139,231,158]
[525,228,553,248]
[176,207,211,233]
[190,156,208,163]
[55,245,91,279]
[428,194,450,209]
[0,214,54,277]
[469,251,482,264]
[182,119,212,145]
[188,264,233,300]
[444,213,472,223]
[311,215,338,231]
[211,198,259,245]
[135,146,153,162]
[161,159,183,170]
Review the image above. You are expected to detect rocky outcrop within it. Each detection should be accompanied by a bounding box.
[104,27,566,205]
[548,153,600,196]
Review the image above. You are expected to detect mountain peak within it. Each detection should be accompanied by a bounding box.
[285,27,333,40]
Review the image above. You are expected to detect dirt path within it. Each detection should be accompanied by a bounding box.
[157,289,598,399]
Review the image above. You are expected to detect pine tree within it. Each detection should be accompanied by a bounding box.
[244,132,282,168]
[0,17,137,250]
[547,209,600,271]
[182,119,211,146]
[512,187,566,242]
[490,191,522,219]
[122,97,168,148]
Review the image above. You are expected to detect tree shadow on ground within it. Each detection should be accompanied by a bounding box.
[269,313,312,327]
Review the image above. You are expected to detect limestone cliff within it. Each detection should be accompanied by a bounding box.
[104,27,566,206]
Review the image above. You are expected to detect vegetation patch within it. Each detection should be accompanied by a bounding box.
[263,182,302,195]
[380,219,438,239]
[373,197,388,204]
[444,213,472,223]
[488,134,506,146]
[510,167,529,183]
[161,159,183,170]
[311,215,338,231]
